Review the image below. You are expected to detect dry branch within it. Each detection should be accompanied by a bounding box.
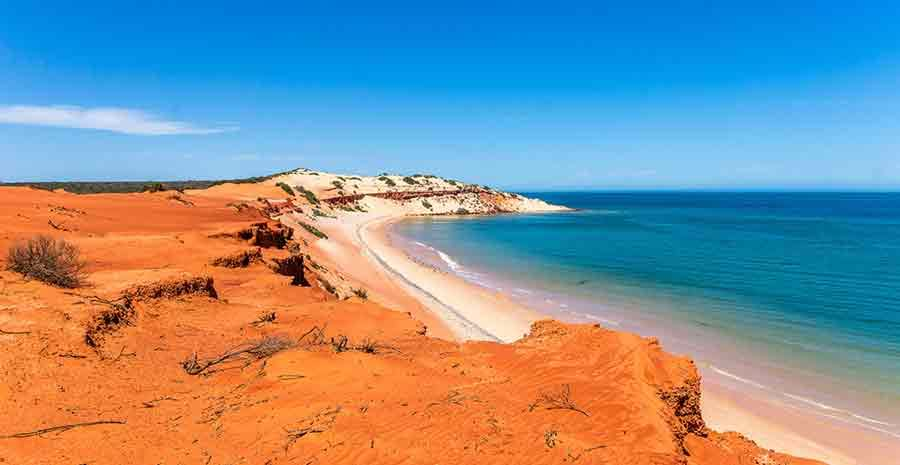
[182,336,293,376]
[0,420,125,439]
[250,311,277,327]
[0,328,30,335]
[533,384,589,417]
[284,406,341,450]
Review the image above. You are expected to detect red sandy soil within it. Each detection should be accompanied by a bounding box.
[0,186,825,465]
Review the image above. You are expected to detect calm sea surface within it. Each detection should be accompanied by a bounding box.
[393,191,900,439]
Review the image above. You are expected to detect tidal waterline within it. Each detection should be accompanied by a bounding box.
[392,191,900,439]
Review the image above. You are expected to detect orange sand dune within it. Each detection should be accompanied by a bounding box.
[0,184,824,465]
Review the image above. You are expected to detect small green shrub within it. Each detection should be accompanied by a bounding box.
[378,176,396,187]
[422,200,433,210]
[402,176,418,185]
[455,208,470,215]
[299,221,328,239]
[331,180,344,190]
[143,182,166,193]
[276,182,295,196]
[296,185,319,205]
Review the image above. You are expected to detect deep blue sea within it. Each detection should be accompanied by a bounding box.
[393,191,900,439]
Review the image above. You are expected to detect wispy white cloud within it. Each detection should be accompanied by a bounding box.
[0,105,235,135]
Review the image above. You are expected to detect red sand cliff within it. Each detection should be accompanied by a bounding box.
[0,185,825,465]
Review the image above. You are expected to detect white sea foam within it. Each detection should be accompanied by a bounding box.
[579,312,621,327]
[783,393,840,412]
[708,365,768,390]
[435,249,462,271]
[402,228,900,439]
[851,413,894,427]
[709,366,897,433]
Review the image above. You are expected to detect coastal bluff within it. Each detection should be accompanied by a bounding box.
[0,169,824,464]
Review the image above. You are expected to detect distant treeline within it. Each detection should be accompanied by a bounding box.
[0,170,297,194]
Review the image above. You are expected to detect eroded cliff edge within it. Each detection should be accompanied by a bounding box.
[0,171,824,464]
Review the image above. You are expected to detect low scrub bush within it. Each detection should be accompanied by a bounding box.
[402,176,418,185]
[299,221,328,239]
[276,182,295,196]
[378,176,396,187]
[6,235,86,288]
[296,185,320,205]
[143,182,167,193]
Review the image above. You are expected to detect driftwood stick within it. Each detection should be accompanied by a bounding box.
[0,328,31,335]
[1,420,126,439]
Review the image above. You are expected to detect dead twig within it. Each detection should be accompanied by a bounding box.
[250,311,276,327]
[0,328,30,335]
[0,420,125,439]
[297,325,327,346]
[108,345,137,362]
[284,406,341,450]
[330,335,349,353]
[532,384,590,417]
[142,396,177,408]
[47,219,71,231]
[182,336,293,376]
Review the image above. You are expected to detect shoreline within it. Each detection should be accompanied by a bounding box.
[335,212,877,465]
[355,215,542,343]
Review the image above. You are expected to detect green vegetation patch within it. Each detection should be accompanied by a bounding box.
[295,185,320,205]
[1,169,301,195]
[299,221,328,239]
[276,182,295,196]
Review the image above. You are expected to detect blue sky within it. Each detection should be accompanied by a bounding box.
[1,2,899,189]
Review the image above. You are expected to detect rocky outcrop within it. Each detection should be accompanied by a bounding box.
[210,248,264,268]
[659,375,708,447]
[237,221,293,248]
[270,254,310,286]
[123,275,218,300]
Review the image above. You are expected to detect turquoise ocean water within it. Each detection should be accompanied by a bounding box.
[392,192,900,440]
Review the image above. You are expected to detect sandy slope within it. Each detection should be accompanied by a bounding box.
[0,171,826,465]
